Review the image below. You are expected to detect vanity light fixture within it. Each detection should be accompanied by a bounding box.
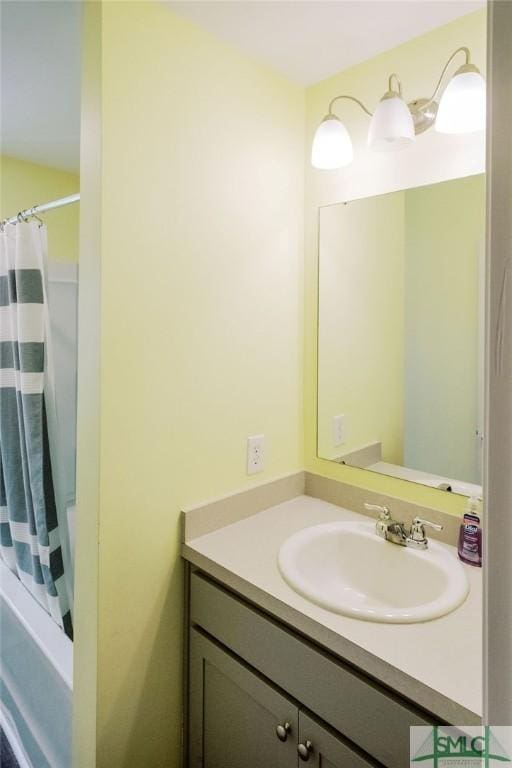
[311,46,486,169]
[368,74,415,151]
[311,114,354,169]
[434,48,486,133]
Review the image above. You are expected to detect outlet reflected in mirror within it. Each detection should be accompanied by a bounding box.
[317,174,485,497]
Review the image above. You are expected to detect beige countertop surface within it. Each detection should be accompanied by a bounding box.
[183,494,482,724]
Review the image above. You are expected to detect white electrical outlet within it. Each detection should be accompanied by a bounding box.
[333,414,346,447]
[247,434,265,474]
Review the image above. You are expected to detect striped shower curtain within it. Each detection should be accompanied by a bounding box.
[0,221,72,637]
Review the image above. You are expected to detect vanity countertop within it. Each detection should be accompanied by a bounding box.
[182,494,482,724]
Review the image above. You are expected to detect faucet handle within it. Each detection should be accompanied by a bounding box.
[364,503,392,520]
[410,517,443,541]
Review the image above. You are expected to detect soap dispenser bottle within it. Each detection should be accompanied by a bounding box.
[458,496,483,567]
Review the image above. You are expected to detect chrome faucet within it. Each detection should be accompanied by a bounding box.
[364,503,443,550]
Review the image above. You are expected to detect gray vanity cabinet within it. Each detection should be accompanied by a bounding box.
[186,570,437,768]
[189,629,377,768]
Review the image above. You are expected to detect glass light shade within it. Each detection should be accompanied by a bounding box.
[311,115,353,170]
[368,95,415,151]
[435,69,486,134]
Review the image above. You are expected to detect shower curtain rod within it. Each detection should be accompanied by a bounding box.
[3,193,80,226]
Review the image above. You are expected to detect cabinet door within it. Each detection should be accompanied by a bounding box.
[297,711,379,768]
[189,629,298,768]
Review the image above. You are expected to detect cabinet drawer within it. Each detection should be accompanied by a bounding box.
[190,572,436,768]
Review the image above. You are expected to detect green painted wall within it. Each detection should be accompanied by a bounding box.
[75,3,304,766]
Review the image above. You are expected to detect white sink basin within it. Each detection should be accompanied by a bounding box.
[278,520,469,623]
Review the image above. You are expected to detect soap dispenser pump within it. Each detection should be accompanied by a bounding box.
[457,496,483,567]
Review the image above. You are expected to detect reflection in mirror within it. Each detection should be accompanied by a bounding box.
[317,175,485,497]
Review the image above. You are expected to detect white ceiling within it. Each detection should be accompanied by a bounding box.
[1,0,81,173]
[1,0,484,172]
[167,1,485,86]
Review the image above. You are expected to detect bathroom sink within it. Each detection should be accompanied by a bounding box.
[278,521,469,623]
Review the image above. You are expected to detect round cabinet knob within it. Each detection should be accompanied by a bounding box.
[275,722,291,742]
[297,740,313,761]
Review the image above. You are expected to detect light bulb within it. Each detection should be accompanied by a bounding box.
[311,115,353,170]
[435,65,486,134]
[368,93,415,151]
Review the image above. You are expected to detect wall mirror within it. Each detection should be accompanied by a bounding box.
[317,174,485,497]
